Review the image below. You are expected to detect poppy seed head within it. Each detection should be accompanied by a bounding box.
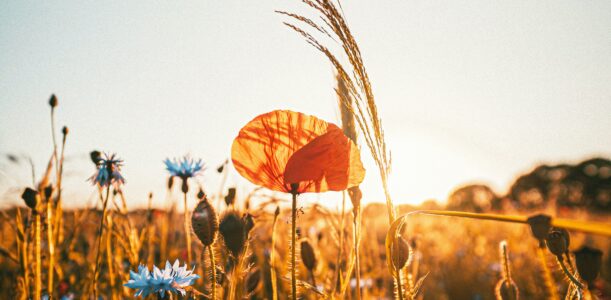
[545,230,567,258]
[300,240,317,271]
[391,236,410,270]
[527,214,552,248]
[573,246,602,288]
[191,198,218,247]
[219,212,246,257]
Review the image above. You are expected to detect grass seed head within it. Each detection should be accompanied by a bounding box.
[191,197,218,247]
[300,240,317,271]
[573,246,602,288]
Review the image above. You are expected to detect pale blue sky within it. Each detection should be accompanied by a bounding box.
[1,0,610,210]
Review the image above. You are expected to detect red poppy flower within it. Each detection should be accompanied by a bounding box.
[231,110,365,194]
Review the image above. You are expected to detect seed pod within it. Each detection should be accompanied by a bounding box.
[43,185,53,201]
[300,240,317,271]
[21,188,39,211]
[246,269,261,294]
[573,246,602,288]
[545,230,567,258]
[90,151,101,165]
[243,213,255,237]
[391,236,410,270]
[526,214,551,248]
[61,126,69,136]
[167,176,174,190]
[554,227,570,250]
[274,206,280,217]
[224,187,236,206]
[219,212,245,257]
[495,279,519,300]
[191,198,218,247]
[49,94,58,107]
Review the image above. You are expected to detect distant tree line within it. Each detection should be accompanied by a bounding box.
[446,157,611,213]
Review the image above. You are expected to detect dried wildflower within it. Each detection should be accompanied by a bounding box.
[89,153,125,188]
[21,187,39,210]
[573,246,602,287]
[124,260,200,298]
[300,240,317,271]
[191,197,218,247]
[391,236,410,270]
[164,156,204,180]
[526,214,551,248]
[48,94,58,108]
[219,212,246,257]
[545,230,567,259]
[224,187,237,206]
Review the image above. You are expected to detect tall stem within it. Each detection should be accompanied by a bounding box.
[396,269,405,300]
[93,185,111,298]
[208,245,217,300]
[291,192,298,300]
[106,214,116,300]
[536,247,559,300]
[353,207,361,300]
[34,212,42,300]
[183,191,193,265]
[270,207,280,300]
[46,195,55,298]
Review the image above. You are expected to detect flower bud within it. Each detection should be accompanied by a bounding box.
[545,230,567,258]
[49,94,58,108]
[219,212,245,257]
[43,184,53,201]
[243,213,255,237]
[300,240,317,271]
[167,176,174,189]
[224,187,236,206]
[197,189,206,200]
[573,246,602,288]
[62,126,69,136]
[527,214,551,248]
[495,279,519,300]
[90,151,101,165]
[391,236,410,270]
[191,198,218,247]
[21,187,39,210]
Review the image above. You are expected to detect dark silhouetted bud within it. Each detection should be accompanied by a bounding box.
[246,269,261,294]
[554,227,570,250]
[219,212,245,257]
[391,236,410,270]
[197,189,206,200]
[181,179,189,194]
[495,279,519,300]
[61,126,69,136]
[274,206,280,217]
[300,240,317,271]
[191,198,218,247]
[167,176,174,189]
[527,214,551,248]
[243,213,255,237]
[49,94,58,108]
[90,151,101,165]
[224,187,236,206]
[545,230,567,258]
[573,246,602,288]
[217,164,224,173]
[43,185,53,200]
[21,188,39,210]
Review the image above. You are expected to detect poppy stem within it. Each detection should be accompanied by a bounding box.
[270,207,280,300]
[291,192,298,300]
[208,245,217,300]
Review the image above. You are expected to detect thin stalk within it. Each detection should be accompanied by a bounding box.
[183,191,193,265]
[335,192,346,294]
[34,212,42,300]
[92,185,111,298]
[353,206,361,300]
[537,247,559,300]
[46,195,55,298]
[106,214,116,300]
[208,245,217,300]
[270,207,280,300]
[557,257,583,290]
[291,192,298,300]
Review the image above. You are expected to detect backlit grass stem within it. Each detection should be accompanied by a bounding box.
[92,185,111,298]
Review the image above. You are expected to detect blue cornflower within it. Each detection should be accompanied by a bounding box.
[89,153,125,188]
[124,260,200,298]
[164,156,205,179]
